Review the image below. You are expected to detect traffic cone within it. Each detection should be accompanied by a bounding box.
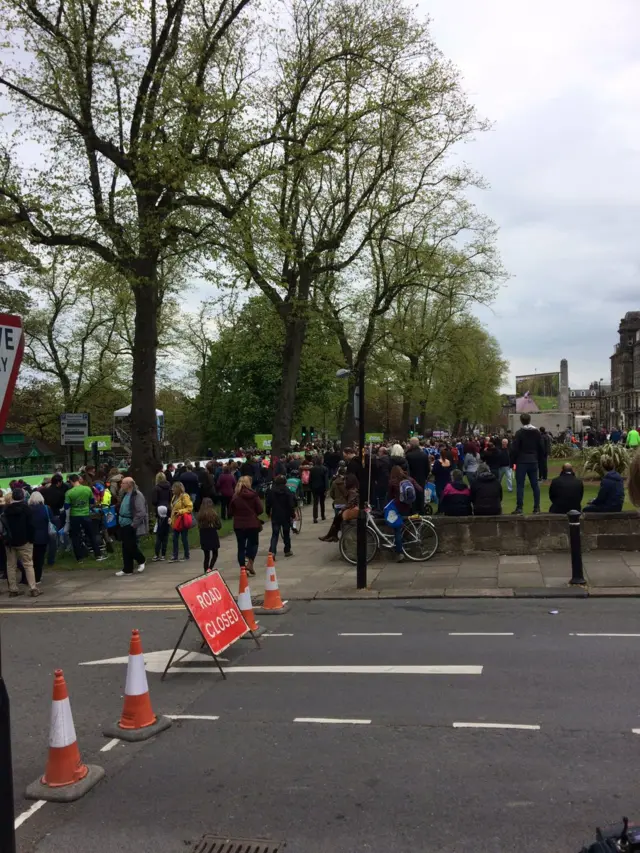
[103,629,172,742]
[257,558,290,615]
[25,670,105,802]
[238,567,265,637]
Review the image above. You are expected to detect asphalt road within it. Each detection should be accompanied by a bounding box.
[6,598,640,852]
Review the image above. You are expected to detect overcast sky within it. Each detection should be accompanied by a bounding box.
[423,0,640,392]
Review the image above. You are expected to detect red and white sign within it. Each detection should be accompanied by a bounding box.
[177,571,249,655]
[0,314,23,434]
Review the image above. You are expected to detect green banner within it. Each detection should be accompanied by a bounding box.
[365,433,384,444]
[254,434,272,450]
[84,435,112,451]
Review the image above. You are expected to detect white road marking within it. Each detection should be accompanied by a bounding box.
[100,738,120,752]
[168,715,220,721]
[338,632,403,636]
[80,649,228,671]
[14,799,47,829]
[294,717,371,725]
[449,632,514,636]
[453,722,540,731]
[571,633,640,637]
[265,633,295,637]
[223,665,482,675]
[631,729,640,735]
[0,605,183,614]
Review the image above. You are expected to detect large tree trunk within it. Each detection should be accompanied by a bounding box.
[401,357,419,436]
[340,377,357,446]
[272,308,308,459]
[130,275,162,500]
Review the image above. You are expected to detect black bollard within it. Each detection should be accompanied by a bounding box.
[567,509,586,585]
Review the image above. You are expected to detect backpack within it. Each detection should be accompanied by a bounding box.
[301,469,310,485]
[399,479,416,505]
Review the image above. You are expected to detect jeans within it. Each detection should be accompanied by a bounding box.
[70,515,100,560]
[120,525,146,574]
[235,528,259,567]
[32,543,47,582]
[393,526,404,553]
[539,457,548,480]
[219,495,230,520]
[312,489,326,521]
[498,466,513,492]
[515,462,540,510]
[172,528,190,560]
[269,522,291,556]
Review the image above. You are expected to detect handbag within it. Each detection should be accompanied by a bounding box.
[102,506,117,529]
[383,500,403,528]
[342,506,359,521]
[46,507,57,537]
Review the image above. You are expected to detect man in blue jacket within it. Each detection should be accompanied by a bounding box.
[583,456,625,512]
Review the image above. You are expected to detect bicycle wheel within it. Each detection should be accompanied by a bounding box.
[402,518,438,561]
[295,503,303,533]
[339,522,379,565]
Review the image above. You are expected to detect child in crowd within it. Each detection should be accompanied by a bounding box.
[153,504,169,561]
[197,497,221,572]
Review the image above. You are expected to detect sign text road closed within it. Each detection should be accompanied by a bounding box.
[0,314,24,433]
[177,571,249,656]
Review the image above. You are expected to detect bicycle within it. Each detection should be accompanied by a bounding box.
[293,498,303,533]
[339,507,438,564]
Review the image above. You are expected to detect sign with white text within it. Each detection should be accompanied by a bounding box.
[177,571,249,656]
[60,412,90,445]
[0,314,24,434]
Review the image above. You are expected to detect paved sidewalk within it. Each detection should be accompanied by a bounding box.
[3,508,640,606]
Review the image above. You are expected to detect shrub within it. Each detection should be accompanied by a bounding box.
[582,443,630,478]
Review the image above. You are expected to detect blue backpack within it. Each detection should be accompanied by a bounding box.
[399,479,416,505]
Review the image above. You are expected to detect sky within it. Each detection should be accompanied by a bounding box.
[423,0,640,392]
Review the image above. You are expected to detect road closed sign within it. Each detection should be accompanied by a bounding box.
[0,314,24,434]
[177,571,249,656]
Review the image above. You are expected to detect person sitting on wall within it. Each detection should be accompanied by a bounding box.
[583,456,624,513]
[548,463,584,514]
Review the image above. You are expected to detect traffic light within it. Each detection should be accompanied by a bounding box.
[301,425,307,439]
[310,425,315,438]
[409,424,414,437]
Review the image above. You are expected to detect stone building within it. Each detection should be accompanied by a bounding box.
[569,383,603,418]
[604,311,640,429]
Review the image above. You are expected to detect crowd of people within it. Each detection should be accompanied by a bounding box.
[2,416,632,593]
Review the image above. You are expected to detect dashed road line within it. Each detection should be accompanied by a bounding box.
[294,717,371,725]
[449,632,514,636]
[571,633,640,637]
[453,722,540,731]
[0,604,183,614]
[100,738,120,752]
[223,665,483,675]
[168,714,220,721]
[338,632,403,636]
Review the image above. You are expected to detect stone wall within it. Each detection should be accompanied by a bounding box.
[432,511,640,555]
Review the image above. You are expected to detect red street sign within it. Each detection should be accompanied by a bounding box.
[0,315,24,434]
[177,571,249,656]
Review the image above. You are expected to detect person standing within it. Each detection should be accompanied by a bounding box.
[496,438,513,493]
[538,427,552,481]
[432,449,453,504]
[28,491,51,582]
[3,489,39,597]
[627,426,640,451]
[229,475,264,575]
[266,474,296,558]
[510,413,544,514]
[310,456,329,523]
[41,472,66,565]
[153,504,170,561]
[387,466,422,563]
[169,482,193,563]
[152,472,172,513]
[115,477,148,576]
[179,463,199,504]
[216,465,236,521]
[197,497,221,572]
[64,474,105,563]
[405,437,430,514]
[463,446,480,485]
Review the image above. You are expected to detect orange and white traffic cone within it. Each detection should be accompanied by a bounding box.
[26,670,105,802]
[257,559,290,615]
[103,629,172,742]
[238,567,265,637]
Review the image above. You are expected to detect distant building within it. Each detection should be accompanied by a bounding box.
[569,383,605,419]
[602,311,640,429]
[0,431,57,477]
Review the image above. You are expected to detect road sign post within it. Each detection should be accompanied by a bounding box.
[0,314,23,853]
[162,571,258,680]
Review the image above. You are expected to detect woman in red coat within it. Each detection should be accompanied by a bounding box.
[229,475,264,574]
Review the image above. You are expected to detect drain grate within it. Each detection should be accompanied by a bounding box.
[193,836,284,853]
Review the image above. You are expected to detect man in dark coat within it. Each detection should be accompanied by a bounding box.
[510,413,544,514]
[538,427,552,481]
[265,475,296,557]
[405,437,430,514]
[548,463,584,514]
[583,457,625,513]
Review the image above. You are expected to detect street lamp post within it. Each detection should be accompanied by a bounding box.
[337,364,368,589]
